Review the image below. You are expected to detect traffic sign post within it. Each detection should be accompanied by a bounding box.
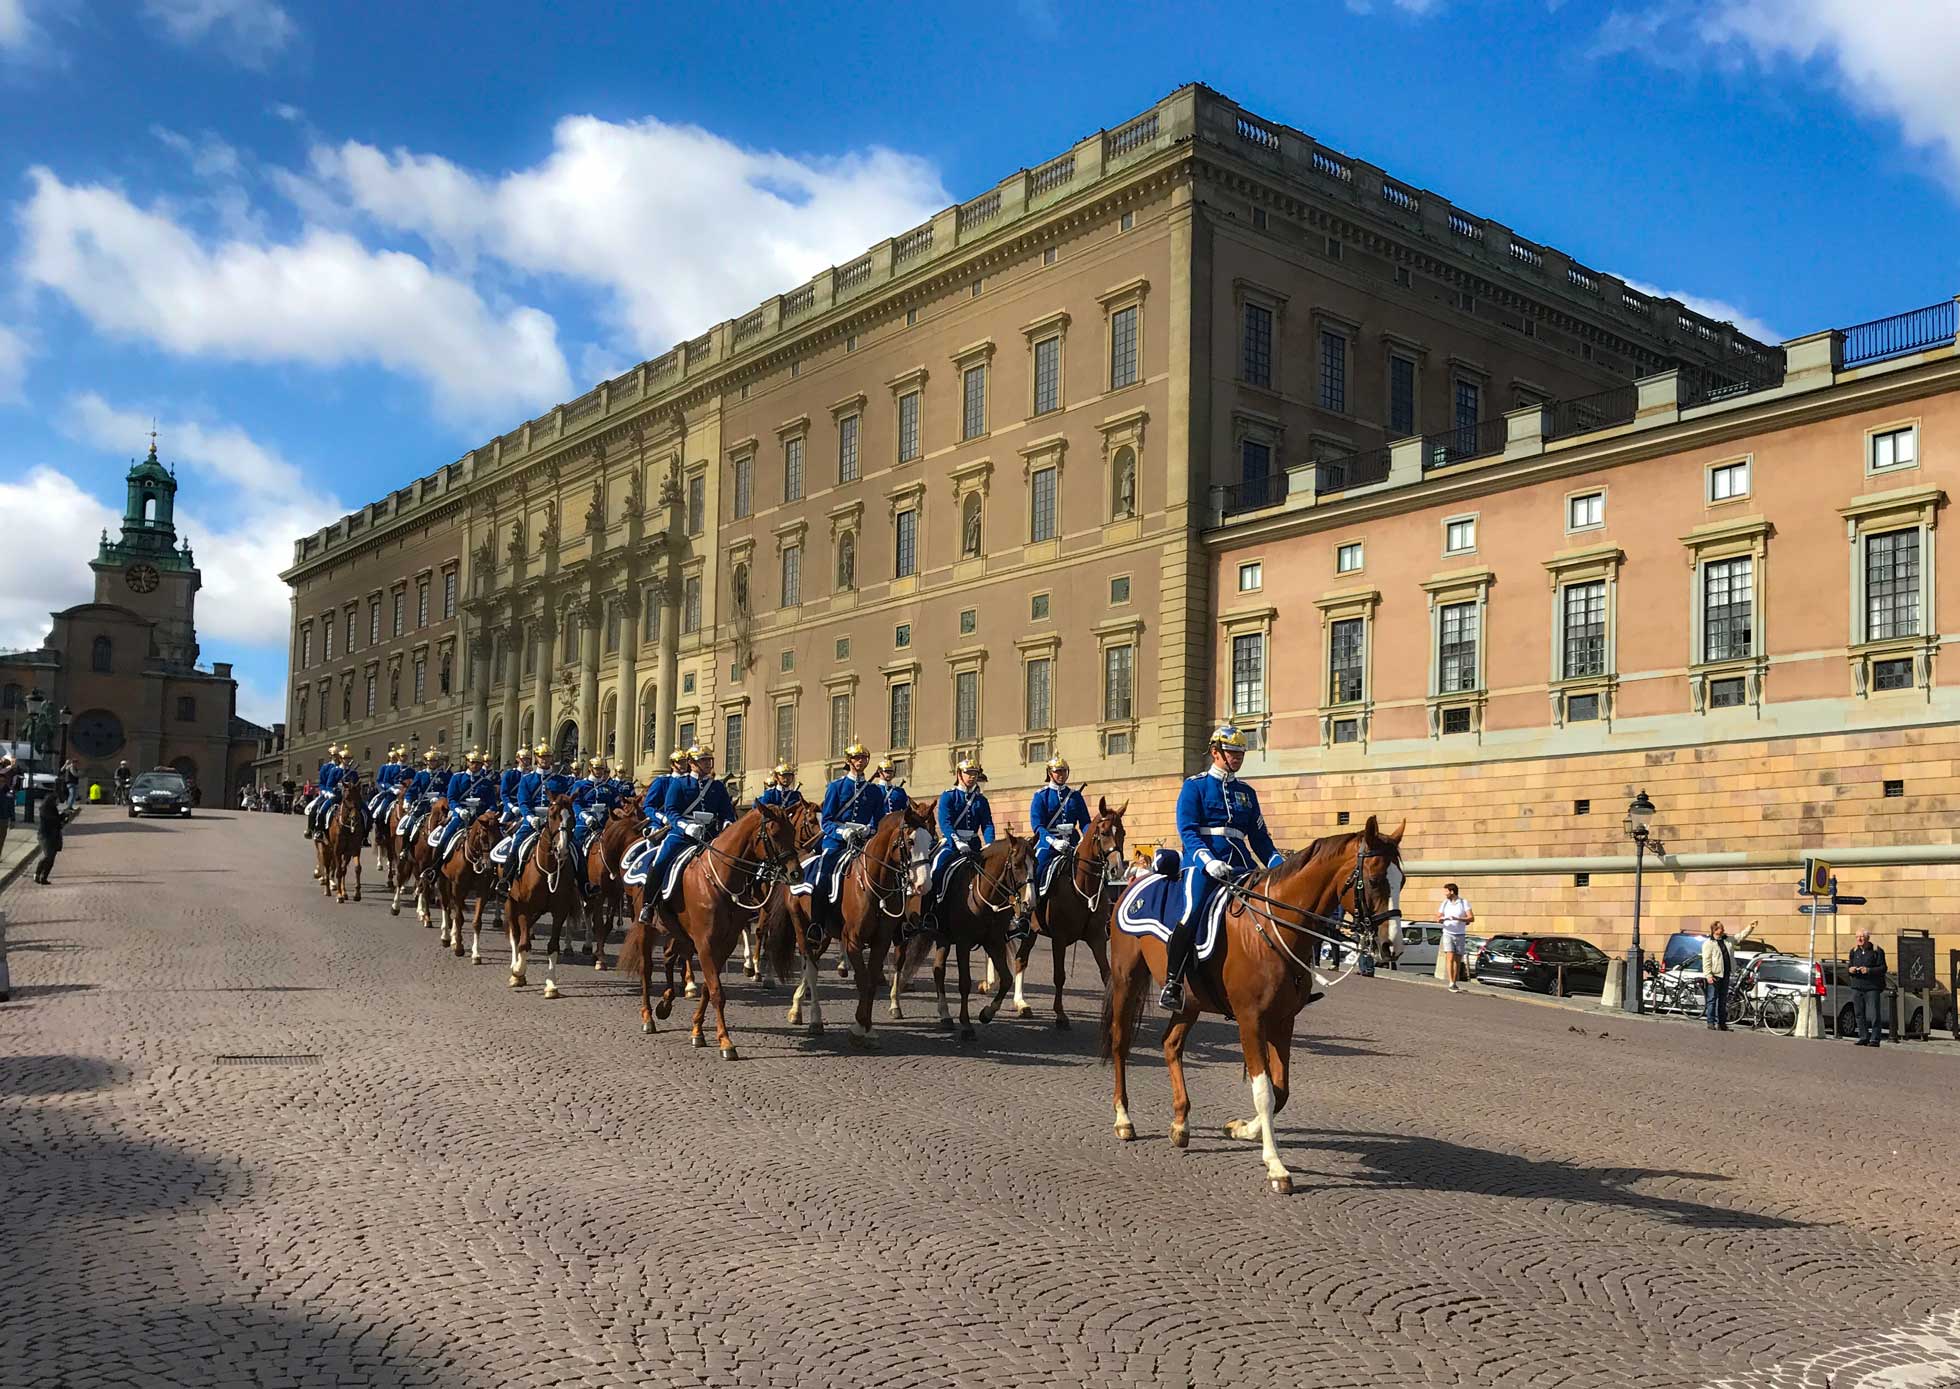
[1799,868,1865,1037]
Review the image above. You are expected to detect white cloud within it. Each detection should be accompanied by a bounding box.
[231,672,283,727]
[0,468,117,651]
[0,0,34,48]
[58,393,341,649]
[1346,0,1446,13]
[16,167,573,421]
[151,125,244,181]
[0,323,27,402]
[304,114,950,356]
[143,0,295,67]
[1620,278,1784,345]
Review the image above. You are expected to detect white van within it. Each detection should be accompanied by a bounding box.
[1392,922,1443,969]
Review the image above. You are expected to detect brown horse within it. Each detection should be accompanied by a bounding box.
[314,781,365,904]
[776,800,936,1047]
[436,809,501,961]
[500,794,583,998]
[742,799,821,989]
[619,803,801,1056]
[400,795,448,930]
[584,802,647,971]
[379,793,416,908]
[1009,797,1127,1029]
[1100,818,1405,1193]
[892,828,1036,1042]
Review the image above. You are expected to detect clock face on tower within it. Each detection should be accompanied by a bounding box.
[125,563,161,594]
[72,709,125,758]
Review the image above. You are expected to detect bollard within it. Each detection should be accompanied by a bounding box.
[1599,958,1625,1010]
[0,909,10,1004]
[1432,950,1450,983]
[1795,993,1822,1039]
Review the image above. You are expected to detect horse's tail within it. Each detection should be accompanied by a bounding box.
[617,919,650,981]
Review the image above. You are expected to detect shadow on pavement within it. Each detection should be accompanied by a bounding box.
[0,1054,126,1097]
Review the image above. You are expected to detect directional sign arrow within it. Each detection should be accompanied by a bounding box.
[1798,903,1837,915]
[1834,895,1867,906]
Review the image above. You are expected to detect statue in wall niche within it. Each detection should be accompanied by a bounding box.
[585,478,605,533]
[731,562,750,616]
[540,500,559,549]
[960,494,982,559]
[624,465,643,519]
[507,519,526,563]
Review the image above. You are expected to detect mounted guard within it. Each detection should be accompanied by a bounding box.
[1023,755,1089,942]
[920,758,994,939]
[639,745,736,912]
[795,743,885,949]
[493,743,550,897]
[754,761,803,810]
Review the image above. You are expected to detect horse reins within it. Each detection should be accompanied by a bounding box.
[1226,841,1399,989]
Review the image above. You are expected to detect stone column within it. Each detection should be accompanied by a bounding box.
[532,611,556,753]
[498,625,520,763]
[468,628,492,755]
[616,590,640,774]
[652,470,686,761]
[577,601,599,757]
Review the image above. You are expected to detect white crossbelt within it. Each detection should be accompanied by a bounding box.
[1197,826,1248,840]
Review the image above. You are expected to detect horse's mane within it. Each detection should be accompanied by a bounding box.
[1256,825,1401,896]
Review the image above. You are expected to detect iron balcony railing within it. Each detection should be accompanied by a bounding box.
[1421,417,1509,470]
[1841,299,1957,370]
[1678,355,1786,409]
[1314,445,1393,495]
[1548,384,1639,440]
[1215,472,1290,520]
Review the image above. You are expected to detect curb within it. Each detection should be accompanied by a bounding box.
[0,804,81,899]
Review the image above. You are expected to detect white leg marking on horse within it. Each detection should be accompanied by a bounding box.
[984,958,998,992]
[1012,967,1028,1009]
[935,989,950,1022]
[1251,1074,1288,1183]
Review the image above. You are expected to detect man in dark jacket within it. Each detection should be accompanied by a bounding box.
[1848,930,1888,1047]
[33,783,64,884]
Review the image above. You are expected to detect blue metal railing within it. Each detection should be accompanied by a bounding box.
[1841,300,1957,370]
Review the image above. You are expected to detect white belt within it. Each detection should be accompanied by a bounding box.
[1197,827,1248,841]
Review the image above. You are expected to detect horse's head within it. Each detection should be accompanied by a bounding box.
[902,797,936,835]
[1084,796,1129,884]
[1342,816,1406,959]
[790,799,822,852]
[752,801,802,876]
[542,793,572,850]
[467,810,501,851]
[991,824,1038,897]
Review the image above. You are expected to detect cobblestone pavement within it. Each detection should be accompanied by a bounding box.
[4,812,1960,1389]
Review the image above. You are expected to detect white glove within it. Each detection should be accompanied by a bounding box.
[1205,858,1232,883]
[685,821,708,841]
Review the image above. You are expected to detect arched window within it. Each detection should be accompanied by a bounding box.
[143,495,157,523]
[641,683,660,756]
[520,710,534,748]
[438,651,453,695]
[960,493,984,559]
[489,717,502,757]
[1112,446,1138,520]
[91,636,112,672]
[602,691,618,757]
[732,562,750,616]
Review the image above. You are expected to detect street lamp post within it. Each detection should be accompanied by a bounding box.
[1622,789,1665,1015]
[57,706,72,808]
[21,689,48,815]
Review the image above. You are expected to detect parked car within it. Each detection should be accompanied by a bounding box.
[1660,929,1775,980]
[1391,922,1442,969]
[128,769,192,819]
[1815,960,1941,1040]
[1475,935,1611,995]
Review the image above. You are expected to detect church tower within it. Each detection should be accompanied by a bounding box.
[91,436,203,668]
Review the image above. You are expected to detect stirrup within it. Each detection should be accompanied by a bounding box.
[1158,980,1186,1013]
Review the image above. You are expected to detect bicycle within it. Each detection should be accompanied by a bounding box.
[1727,981,1800,1035]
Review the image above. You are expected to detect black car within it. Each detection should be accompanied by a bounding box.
[128,770,192,818]
[1475,934,1610,995]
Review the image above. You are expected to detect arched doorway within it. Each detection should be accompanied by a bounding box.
[554,720,579,768]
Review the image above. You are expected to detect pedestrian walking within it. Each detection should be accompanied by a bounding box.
[1701,921,1732,1031]
[60,759,80,812]
[1438,882,1474,993]
[33,781,64,884]
[0,753,17,858]
[1848,929,1888,1047]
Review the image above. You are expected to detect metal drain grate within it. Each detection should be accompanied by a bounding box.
[215,1054,322,1066]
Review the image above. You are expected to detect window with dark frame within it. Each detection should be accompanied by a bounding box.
[894,509,918,578]
[725,712,744,772]
[687,474,706,535]
[1239,438,1273,509]
[1565,692,1600,722]
[1389,355,1416,437]
[1562,581,1606,679]
[784,436,804,502]
[838,415,860,483]
[962,365,987,439]
[1030,467,1057,542]
[1438,602,1479,693]
[1241,304,1272,388]
[1103,644,1134,722]
[888,682,912,747]
[1331,719,1359,745]
[417,580,429,628]
[1441,706,1472,735]
[1024,657,1051,731]
[1033,336,1061,415]
[1318,330,1346,413]
[1703,557,1753,661]
[1329,618,1364,704]
[733,456,753,518]
[1709,676,1747,708]
[898,391,920,462]
[1873,658,1915,692]
[955,670,979,742]
[1109,305,1138,389]
[1865,528,1920,641]
[1232,632,1264,716]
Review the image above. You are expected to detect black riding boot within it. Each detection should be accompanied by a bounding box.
[1159,919,1198,1012]
[1005,905,1033,947]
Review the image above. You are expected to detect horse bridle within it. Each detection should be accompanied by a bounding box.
[1070,818,1127,907]
[697,811,802,910]
[966,841,1033,915]
[851,818,925,919]
[1227,840,1399,978]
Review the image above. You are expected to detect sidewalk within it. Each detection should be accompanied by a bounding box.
[1374,956,1960,1053]
[0,801,80,897]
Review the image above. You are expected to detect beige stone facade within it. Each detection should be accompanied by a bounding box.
[281,85,1762,817]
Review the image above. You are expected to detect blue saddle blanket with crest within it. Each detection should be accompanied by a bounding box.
[1113,869,1229,964]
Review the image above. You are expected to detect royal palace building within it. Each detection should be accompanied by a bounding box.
[282,85,1959,952]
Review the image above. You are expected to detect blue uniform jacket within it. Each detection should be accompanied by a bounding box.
[662,774,737,834]
[1030,785,1089,840]
[509,769,546,816]
[818,774,886,852]
[880,782,910,813]
[755,784,803,810]
[316,761,334,789]
[935,787,995,848]
[641,773,676,824]
[497,767,523,813]
[321,764,345,793]
[375,762,396,789]
[1175,770,1283,875]
[541,771,574,801]
[444,770,474,803]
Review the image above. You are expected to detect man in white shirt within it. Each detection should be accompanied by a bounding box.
[1438,882,1474,993]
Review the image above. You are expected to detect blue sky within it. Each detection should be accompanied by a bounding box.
[2,0,1956,722]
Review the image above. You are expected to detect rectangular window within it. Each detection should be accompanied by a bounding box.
[1331,718,1359,744]
[955,670,979,742]
[1562,581,1606,678]
[1110,575,1131,604]
[888,682,912,748]
[1873,657,1915,692]
[835,637,850,662]
[1239,438,1274,509]
[1865,528,1921,640]
[1445,518,1476,554]
[1438,602,1479,693]
[959,608,976,636]
[417,580,429,628]
[1703,557,1754,661]
[1566,692,1601,722]
[894,622,911,649]
[898,391,920,462]
[345,605,358,652]
[440,571,456,620]
[1336,543,1363,574]
[1241,304,1272,388]
[1871,426,1917,471]
[1103,644,1135,722]
[1030,593,1049,621]
[780,649,795,673]
[687,474,705,536]
[1389,355,1416,437]
[724,712,744,772]
[1329,618,1364,704]
[678,720,696,752]
[1319,330,1346,413]
[1568,492,1604,530]
[301,626,312,667]
[894,509,918,578]
[1710,460,1749,501]
[962,365,987,440]
[829,693,852,758]
[1238,561,1263,591]
[295,691,307,735]
[781,545,802,607]
[1454,379,1481,434]
[775,703,795,763]
[1109,305,1138,389]
[733,456,754,518]
[784,437,804,502]
[838,415,860,484]
[323,616,335,662]
[413,657,427,703]
[1232,632,1265,716]
[1441,706,1472,735]
[1033,336,1061,415]
[319,685,329,726]
[1025,657,1052,731]
[1030,467,1058,542]
[393,590,404,636]
[605,601,619,654]
[364,674,377,716]
[176,695,196,722]
[682,575,702,634]
[1708,676,1747,708]
[368,600,380,646]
